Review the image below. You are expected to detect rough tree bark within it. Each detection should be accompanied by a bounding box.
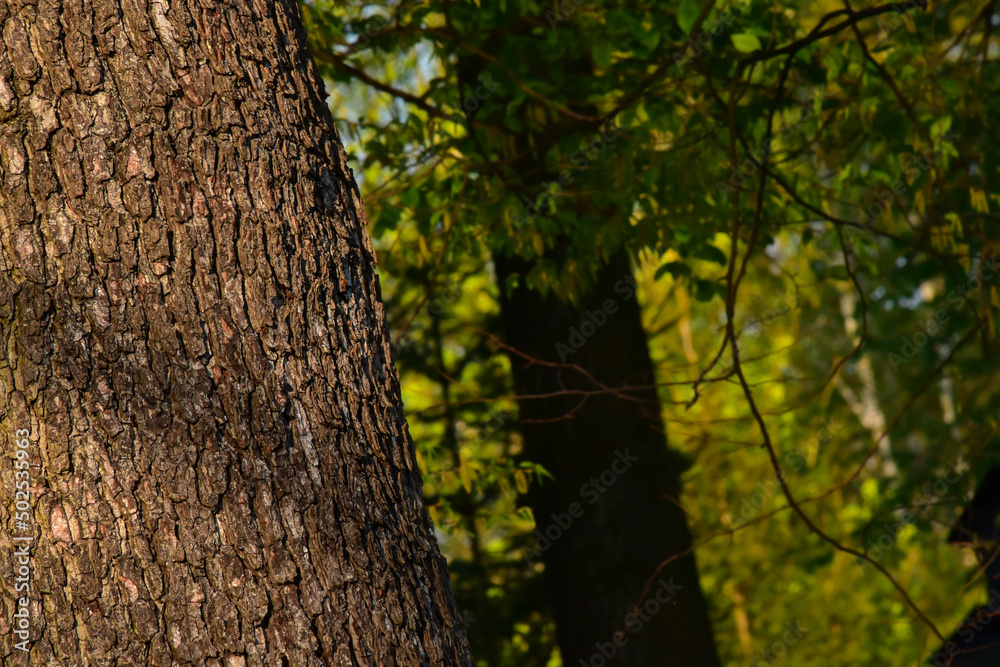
[494,250,721,667]
[0,1,473,665]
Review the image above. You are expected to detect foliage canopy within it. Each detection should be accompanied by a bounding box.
[303,0,1000,664]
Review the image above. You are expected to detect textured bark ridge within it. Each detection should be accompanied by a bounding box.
[0,1,473,665]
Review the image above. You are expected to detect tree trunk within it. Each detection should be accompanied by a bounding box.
[0,1,473,665]
[494,250,721,667]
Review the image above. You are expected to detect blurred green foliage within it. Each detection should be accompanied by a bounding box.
[302,0,1000,664]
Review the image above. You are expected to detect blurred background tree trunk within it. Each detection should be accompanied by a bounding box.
[494,249,721,666]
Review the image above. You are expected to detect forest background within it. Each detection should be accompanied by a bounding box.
[302,0,999,664]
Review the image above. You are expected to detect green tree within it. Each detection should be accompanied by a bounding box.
[309,0,1000,664]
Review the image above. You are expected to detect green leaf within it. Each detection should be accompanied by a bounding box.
[655,261,692,281]
[637,27,660,52]
[693,244,728,266]
[399,187,420,208]
[694,278,723,301]
[373,206,402,237]
[731,33,762,53]
[677,0,701,35]
[593,41,613,68]
[504,273,519,299]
